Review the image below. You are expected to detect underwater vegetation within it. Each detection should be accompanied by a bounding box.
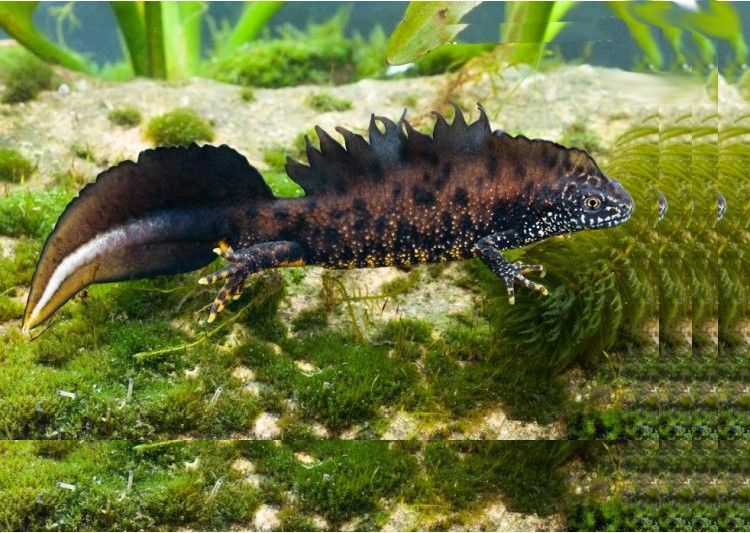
[569,441,750,531]
[107,106,143,128]
[206,10,389,88]
[0,440,584,531]
[0,148,34,184]
[388,1,746,74]
[305,92,352,113]
[144,108,215,146]
[0,1,283,79]
[0,47,54,104]
[0,1,747,531]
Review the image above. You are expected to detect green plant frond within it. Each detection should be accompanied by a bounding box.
[608,2,663,69]
[386,1,480,65]
[0,2,94,74]
[110,1,148,76]
[218,1,284,57]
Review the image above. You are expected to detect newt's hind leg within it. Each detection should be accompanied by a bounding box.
[198,240,306,322]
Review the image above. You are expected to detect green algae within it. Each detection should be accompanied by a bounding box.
[0,147,34,183]
[261,146,287,172]
[305,92,353,113]
[0,293,23,322]
[0,440,581,530]
[559,121,606,156]
[0,189,73,238]
[70,142,95,162]
[0,51,54,104]
[144,108,215,146]
[239,86,256,103]
[107,106,142,127]
[206,11,386,89]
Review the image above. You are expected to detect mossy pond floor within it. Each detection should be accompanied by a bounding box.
[1,60,746,530]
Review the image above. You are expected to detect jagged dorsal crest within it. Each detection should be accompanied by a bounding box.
[285,103,493,195]
[489,131,602,181]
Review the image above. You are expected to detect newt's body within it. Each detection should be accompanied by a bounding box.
[23,106,633,331]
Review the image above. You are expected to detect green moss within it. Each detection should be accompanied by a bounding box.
[278,509,319,531]
[0,294,23,322]
[284,332,417,432]
[206,11,386,89]
[0,238,41,292]
[0,53,53,104]
[261,146,288,172]
[54,167,89,190]
[141,473,205,526]
[240,87,256,102]
[70,142,95,161]
[559,122,605,155]
[144,108,215,146]
[305,92,352,112]
[107,106,142,127]
[292,307,329,332]
[424,442,580,515]
[295,442,419,525]
[380,269,422,297]
[376,318,433,362]
[0,148,34,184]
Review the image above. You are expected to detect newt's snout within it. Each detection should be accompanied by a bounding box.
[612,179,634,221]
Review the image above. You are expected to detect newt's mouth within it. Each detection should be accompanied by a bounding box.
[610,180,635,226]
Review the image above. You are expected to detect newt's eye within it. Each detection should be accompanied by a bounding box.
[583,196,602,211]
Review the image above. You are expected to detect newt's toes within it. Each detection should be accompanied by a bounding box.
[513,273,549,299]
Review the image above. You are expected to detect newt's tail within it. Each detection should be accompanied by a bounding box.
[23,144,273,332]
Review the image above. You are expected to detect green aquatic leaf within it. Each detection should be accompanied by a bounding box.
[219,1,285,57]
[0,1,93,74]
[676,0,746,64]
[162,1,204,78]
[608,2,663,69]
[143,1,167,79]
[110,2,148,76]
[501,1,575,65]
[386,1,480,65]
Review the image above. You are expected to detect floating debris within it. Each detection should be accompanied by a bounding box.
[210,478,223,498]
[210,386,223,404]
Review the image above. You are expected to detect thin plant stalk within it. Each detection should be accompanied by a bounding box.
[219,1,284,57]
[162,1,204,79]
[501,1,574,66]
[110,1,148,76]
[143,1,167,79]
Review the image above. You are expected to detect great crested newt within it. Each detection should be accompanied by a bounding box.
[23,105,634,331]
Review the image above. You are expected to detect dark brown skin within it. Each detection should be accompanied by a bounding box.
[23,105,634,331]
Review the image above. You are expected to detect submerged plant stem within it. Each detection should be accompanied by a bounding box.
[144,2,167,79]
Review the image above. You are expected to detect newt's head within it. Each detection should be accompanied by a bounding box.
[557,173,634,230]
[492,132,634,236]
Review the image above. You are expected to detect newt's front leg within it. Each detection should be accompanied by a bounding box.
[198,240,306,322]
[474,231,548,304]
